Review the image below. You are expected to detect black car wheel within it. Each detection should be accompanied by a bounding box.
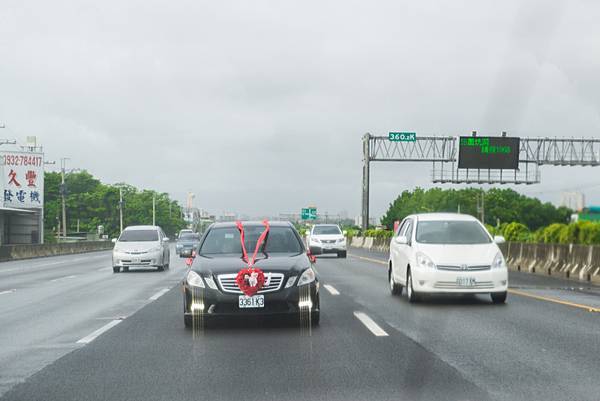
[491,291,507,304]
[389,269,402,296]
[337,251,347,258]
[122,267,129,272]
[113,266,120,273]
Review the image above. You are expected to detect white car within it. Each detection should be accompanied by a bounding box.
[388,213,508,303]
[112,225,171,273]
[307,224,347,258]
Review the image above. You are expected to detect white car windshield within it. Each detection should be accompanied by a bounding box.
[416,221,491,244]
[118,230,159,242]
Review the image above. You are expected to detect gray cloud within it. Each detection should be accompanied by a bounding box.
[1,0,599,220]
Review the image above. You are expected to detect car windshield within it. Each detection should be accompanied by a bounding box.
[118,230,158,242]
[416,220,491,244]
[200,226,302,255]
[313,225,341,235]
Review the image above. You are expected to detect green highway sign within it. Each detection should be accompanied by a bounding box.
[389,132,416,142]
[301,207,317,220]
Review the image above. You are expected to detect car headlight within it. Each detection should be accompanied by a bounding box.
[311,238,320,243]
[416,252,436,269]
[297,268,316,286]
[492,252,507,269]
[186,270,205,288]
[148,246,162,253]
[336,238,345,243]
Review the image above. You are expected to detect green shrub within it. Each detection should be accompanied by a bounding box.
[502,222,530,242]
[364,229,393,238]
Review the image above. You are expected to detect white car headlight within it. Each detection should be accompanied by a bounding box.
[148,246,162,253]
[311,237,320,243]
[297,268,316,286]
[416,252,436,269]
[492,252,507,269]
[337,238,345,243]
[186,270,205,288]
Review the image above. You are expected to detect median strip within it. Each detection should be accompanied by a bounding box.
[149,288,170,301]
[353,311,389,337]
[323,284,340,295]
[77,320,122,344]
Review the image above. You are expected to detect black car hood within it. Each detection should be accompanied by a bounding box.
[192,253,310,276]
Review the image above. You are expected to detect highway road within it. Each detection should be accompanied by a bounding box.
[1,246,599,401]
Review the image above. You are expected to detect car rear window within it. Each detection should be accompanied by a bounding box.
[200,226,303,255]
[416,220,491,244]
[119,230,159,242]
[312,225,341,235]
[180,233,199,240]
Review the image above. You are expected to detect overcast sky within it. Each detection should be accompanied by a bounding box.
[1,0,599,219]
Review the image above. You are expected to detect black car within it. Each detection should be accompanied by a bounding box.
[182,221,320,327]
[176,232,201,257]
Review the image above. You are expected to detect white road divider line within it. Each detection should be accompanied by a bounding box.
[353,311,389,337]
[77,320,122,344]
[50,275,77,282]
[323,284,340,295]
[0,289,17,295]
[97,267,112,272]
[149,288,170,301]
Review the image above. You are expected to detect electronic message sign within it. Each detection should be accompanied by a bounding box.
[458,136,520,170]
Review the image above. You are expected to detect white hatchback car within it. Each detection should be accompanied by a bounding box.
[112,225,171,273]
[388,213,508,303]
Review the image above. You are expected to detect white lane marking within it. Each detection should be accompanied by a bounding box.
[149,288,170,301]
[353,311,389,337]
[50,275,77,282]
[323,284,340,295]
[0,289,17,295]
[97,267,112,272]
[76,320,122,344]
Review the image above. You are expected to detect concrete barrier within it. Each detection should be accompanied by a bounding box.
[0,241,113,262]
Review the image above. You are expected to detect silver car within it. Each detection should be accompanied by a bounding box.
[112,225,171,272]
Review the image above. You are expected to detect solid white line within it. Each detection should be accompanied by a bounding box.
[353,311,389,337]
[76,320,122,344]
[323,284,340,295]
[149,288,170,301]
[0,289,16,295]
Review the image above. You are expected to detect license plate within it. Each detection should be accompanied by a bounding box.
[238,295,265,308]
[456,277,476,287]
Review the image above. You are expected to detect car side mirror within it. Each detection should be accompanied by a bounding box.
[111,238,117,243]
[307,249,317,263]
[394,235,408,245]
[494,236,506,244]
[163,237,169,242]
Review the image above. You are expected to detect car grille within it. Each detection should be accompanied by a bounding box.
[433,281,495,289]
[321,240,336,244]
[217,273,285,294]
[121,260,152,266]
[437,264,491,271]
[124,251,148,255]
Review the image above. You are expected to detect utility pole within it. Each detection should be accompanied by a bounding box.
[152,194,156,226]
[60,158,69,239]
[119,187,124,233]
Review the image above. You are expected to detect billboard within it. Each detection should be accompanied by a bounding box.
[1,151,44,209]
[458,136,520,170]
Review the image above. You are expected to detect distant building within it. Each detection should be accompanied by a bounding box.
[560,192,585,211]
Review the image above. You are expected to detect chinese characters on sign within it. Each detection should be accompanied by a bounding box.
[1,152,44,209]
[458,136,520,170]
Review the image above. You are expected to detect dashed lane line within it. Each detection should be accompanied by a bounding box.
[323,284,340,295]
[353,311,389,337]
[0,289,16,295]
[149,288,170,301]
[76,320,122,344]
[349,253,387,266]
[50,275,77,282]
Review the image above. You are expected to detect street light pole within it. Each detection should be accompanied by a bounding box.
[152,194,156,226]
[119,187,124,233]
[60,158,69,239]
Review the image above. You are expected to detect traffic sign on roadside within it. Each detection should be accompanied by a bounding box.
[301,207,317,220]
[388,132,416,142]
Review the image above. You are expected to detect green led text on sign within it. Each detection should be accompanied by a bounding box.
[388,132,416,142]
[459,137,511,154]
[301,208,317,220]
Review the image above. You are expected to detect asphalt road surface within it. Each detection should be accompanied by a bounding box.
[1,247,599,401]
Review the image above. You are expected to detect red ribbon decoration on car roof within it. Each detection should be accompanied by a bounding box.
[235,220,270,296]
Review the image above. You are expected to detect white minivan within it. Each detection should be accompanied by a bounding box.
[112,225,171,273]
[388,213,508,303]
